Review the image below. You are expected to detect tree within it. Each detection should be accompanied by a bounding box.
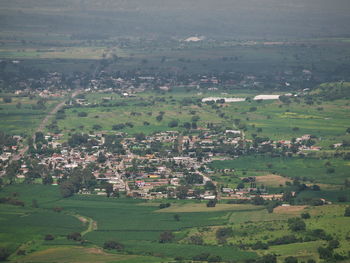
[216,227,233,240]
[103,240,124,250]
[328,239,340,249]
[67,232,82,241]
[345,206,350,217]
[318,246,333,259]
[44,234,55,241]
[207,199,217,207]
[60,181,75,198]
[159,231,174,243]
[105,183,113,197]
[2,97,12,103]
[301,212,311,219]
[176,186,188,199]
[173,214,180,221]
[205,181,216,191]
[258,254,277,263]
[284,256,298,263]
[135,133,146,141]
[77,112,88,117]
[252,195,265,206]
[0,247,10,261]
[97,152,107,163]
[288,218,306,232]
[168,120,179,127]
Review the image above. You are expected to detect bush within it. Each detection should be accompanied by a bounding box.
[112,124,125,130]
[284,256,298,263]
[338,196,347,202]
[208,255,222,262]
[258,254,277,263]
[318,246,333,259]
[189,235,203,245]
[207,199,217,207]
[328,239,340,249]
[168,120,179,127]
[52,206,63,212]
[44,234,55,241]
[77,112,88,117]
[0,247,10,261]
[345,206,350,217]
[159,231,174,243]
[192,253,210,261]
[251,241,269,250]
[216,227,233,240]
[288,218,306,232]
[301,212,311,219]
[268,235,301,245]
[159,203,171,209]
[67,232,82,241]
[103,240,124,250]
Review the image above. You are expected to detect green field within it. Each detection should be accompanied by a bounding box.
[0,95,63,135]
[0,185,257,262]
[210,155,350,185]
[1,182,350,263]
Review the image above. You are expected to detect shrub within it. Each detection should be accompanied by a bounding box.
[159,203,171,209]
[284,256,298,263]
[44,234,55,241]
[67,232,82,241]
[258,254,277,263]
[216,227,233,240]
[77,112,88,117]
[207,199,217,207]
[103,240,124,250]
[168,120,179,127]
[208,255,222,262]
[159,231,174,243]
[0,247,10,261]
[345,206,350,217]
[318,246,333,259]
[189,235,203,245]
[52,206,63,212]
[112,124,125,130]
[193,253,210,261]
[301,212,311,219]
[288,218,306,232]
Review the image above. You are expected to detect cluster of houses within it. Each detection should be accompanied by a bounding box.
[1,123,329,201]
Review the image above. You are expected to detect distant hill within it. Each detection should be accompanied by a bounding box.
[1,0,350,39]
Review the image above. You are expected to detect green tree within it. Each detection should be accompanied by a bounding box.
[103,240,124,250]
[345,206,350,217]
[288,218,306,232]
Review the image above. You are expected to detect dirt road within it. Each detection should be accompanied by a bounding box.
[12,90,81,161]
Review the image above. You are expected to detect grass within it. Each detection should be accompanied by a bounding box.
[1,184,350,262]
[13,246,165,263]
[0,95,63,135]
[155,203,261,213]
[0,185,257,261]
[210,155,350,185]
